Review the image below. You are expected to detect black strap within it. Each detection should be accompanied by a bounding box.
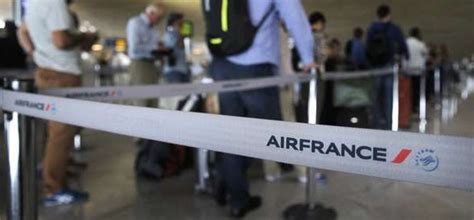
[256,3,275,29]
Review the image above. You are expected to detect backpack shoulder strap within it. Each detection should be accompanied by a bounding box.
[256,3,275,29]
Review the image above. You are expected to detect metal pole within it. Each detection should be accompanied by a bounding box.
[448,76,455,120]
[195,148,209,193]
[391,64,399,131]
[3,77,37,220]
[306,68,318,207]
[435,66,449,123]
[419,71,427,133]
[434,67,442,109]
[4,109,21,220]
[283,69,336,220]
[433,67,442,134]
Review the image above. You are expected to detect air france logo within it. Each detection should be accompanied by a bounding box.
[415,149,439,172]
[267,136,391,162]
[265,136,439,171]
[223,83,245,89]
[65,90,122,99]
[391,149,412,164]
[15,100,57,113]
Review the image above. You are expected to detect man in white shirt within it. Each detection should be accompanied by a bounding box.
[405,27,428,71]
[404,27,428,120]
[20,0,97,207]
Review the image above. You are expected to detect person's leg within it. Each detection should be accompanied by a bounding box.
[222,154,250,209]
[371,77,384,129]
[317,79,329,124]
[241,64,282,121]
[129,60,146,107]
[42,121,77,195]
[165,71,189,84]
[129,60,158,107]
[181,73,191,83]
[141,61,159,108]
[280,86,296,122]
[263,161,281,181]
[240,64,282,192]
[242,87,281,120]
[209,59,247,208]
[35,68,81,196]
[383,75,394,130]
[165,72,179,84]
[282,87,307,180]
[129,60,143,86]
[295,165,307,182]
[296,82,309,123]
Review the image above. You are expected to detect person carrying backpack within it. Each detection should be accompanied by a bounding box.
[202,0,316,218]
[366,4,409,130]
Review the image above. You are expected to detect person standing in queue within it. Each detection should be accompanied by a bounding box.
[308,11,331,183]
[163,12,191,84]
[404,27,428,120]
[366,4,409,130]
[202,0,316,218]
[294,11,327,126]
[21,0,98,206]
[126,2,165,107]
[345,27,368,70]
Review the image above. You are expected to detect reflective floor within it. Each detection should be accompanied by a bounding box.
[1,95,473,220]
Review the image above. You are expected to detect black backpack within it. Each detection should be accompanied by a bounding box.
[366,25,392,66]
[202,0,274,57]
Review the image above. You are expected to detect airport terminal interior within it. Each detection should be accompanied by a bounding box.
[0,0,473,219]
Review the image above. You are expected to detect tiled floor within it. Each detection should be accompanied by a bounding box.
[1,95,473,220]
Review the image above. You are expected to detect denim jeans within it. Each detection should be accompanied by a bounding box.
[209,58,282,209]
[372,74,394,130]
[164,71,191,84]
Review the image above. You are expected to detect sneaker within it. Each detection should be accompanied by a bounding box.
[43,189,89,207]
[297,176,308,184]
[264,173,281,182]
[315,173,327,185]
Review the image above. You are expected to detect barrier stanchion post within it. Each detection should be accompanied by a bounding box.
[3,77,38,220]
[433,67,442,134]
[419,71,427,133]
[434,67,442,109]
[195,148,210,193]
[283,69,336,220]
[74,134,82,151]
[306,68,318,208]
[391,64,400,131]
[440,66,449,123]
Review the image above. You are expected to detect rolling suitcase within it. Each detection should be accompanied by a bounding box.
[399,75,413,129]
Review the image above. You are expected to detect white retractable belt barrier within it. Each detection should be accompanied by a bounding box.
[1,89,473,191]
[41,73,315,101]
[321,67,393,81]
[40,67,395,101]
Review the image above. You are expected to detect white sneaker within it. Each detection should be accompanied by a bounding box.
[298,176,308,184]
[265,174,281,182]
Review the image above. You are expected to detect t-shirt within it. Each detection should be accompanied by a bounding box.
[25,0,81,74]
[405,37,428,71]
